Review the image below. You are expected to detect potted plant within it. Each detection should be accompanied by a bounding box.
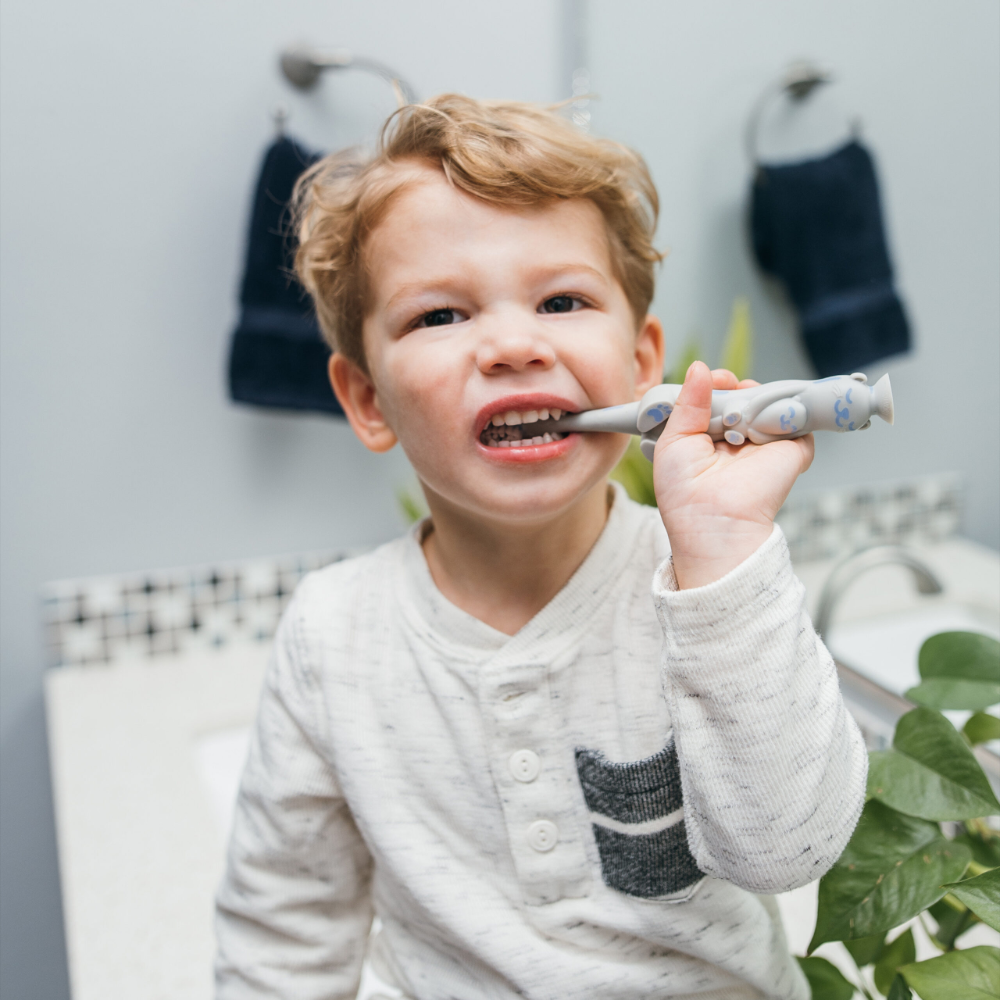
[799,630,1000,999]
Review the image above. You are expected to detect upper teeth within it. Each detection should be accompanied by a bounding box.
[489,407,562,429]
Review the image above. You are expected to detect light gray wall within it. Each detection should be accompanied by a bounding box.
[588,0,1000,548]
[0,2,560,994]
[3,1,998,995]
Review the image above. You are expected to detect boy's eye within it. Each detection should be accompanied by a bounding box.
[417,308,464,328]
[540,295,583,314]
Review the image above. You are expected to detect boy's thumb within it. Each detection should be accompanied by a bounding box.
[661,361,713,439]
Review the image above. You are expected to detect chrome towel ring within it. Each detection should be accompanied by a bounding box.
[279,46,416,106]
[744,60,835,169]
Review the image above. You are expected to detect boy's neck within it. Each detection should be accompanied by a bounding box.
[420,480,613,636]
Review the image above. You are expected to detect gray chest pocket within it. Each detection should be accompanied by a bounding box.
[575,741,703,900]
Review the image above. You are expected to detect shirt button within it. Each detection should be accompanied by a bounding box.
[509,749,541,783]
[526,819,558,852]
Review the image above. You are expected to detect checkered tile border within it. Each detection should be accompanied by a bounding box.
[42,474,962,668]
[776,473,962,564]
[41,550,352,668]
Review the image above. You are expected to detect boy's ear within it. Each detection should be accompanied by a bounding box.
[328,354,398,453]
[634,314,666,396]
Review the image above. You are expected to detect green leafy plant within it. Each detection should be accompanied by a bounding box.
[397,483,429,525]
[611,297,754,505]
[798,630,1000,1000]
[718,296,754,382]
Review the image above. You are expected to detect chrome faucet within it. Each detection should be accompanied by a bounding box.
[814,545,944,638]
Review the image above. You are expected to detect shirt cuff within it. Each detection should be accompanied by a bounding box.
[652,524,797,645]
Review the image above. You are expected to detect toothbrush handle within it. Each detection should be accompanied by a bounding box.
[532,373,893,455]
[536,402,640,435]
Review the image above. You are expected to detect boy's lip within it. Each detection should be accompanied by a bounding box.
[476,433,578,464]
[474,393,582,433]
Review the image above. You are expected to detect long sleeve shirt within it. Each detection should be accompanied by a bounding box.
[215,484,867,1000]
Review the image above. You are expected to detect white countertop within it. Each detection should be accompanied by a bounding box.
[47,644,269,1000]
[46,537,1000,998]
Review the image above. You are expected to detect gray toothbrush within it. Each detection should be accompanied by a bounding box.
[533,373,894,460]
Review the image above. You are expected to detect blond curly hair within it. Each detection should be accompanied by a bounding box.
[293,93,662,374]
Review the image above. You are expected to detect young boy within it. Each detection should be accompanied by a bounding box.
[215,95,867,1000]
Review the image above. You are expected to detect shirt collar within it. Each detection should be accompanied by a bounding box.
[398,482,648,659]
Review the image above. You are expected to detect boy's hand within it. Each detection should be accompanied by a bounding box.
[653,361,814,590]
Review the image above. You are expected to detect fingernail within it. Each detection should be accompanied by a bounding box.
[686,361,698,378]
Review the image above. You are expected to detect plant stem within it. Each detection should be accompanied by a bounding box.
[944,908,975,950]
[918,913,947,953]
[838,943,876,999]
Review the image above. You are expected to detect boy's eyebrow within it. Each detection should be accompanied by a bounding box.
[384,264,611,310]
[527,263,611,287]
[384,279,467,311]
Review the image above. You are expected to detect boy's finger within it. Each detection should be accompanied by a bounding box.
[710,368,739,390]
[661,361,713,438]
[797,432,815,473]
[737,378,760,389]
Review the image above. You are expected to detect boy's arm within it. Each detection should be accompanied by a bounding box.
[215,592,373,1000]
[653,526,867,893]
[650,362,867,892]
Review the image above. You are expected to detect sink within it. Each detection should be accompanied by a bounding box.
[827,601,1000,699]
[826,601,1000,759]
[789,538,1000,757]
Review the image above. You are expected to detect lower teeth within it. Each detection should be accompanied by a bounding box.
[485,431,565,448]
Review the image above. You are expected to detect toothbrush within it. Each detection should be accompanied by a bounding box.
[534,373,894,461]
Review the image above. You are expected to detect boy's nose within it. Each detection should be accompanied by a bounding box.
[476,323,556,375]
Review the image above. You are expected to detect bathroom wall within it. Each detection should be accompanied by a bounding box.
[3,1,998,995]
[586,0,1000,549]
[0,2,561,995]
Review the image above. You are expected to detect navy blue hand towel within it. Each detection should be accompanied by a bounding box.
[750,140,910,376]
[227,136,344,416]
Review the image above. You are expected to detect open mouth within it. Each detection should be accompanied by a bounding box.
[479,406,572,449]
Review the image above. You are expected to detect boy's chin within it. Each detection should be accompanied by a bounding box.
[426,460,617,525]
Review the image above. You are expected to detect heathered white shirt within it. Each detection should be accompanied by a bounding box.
[215,485,867,1000]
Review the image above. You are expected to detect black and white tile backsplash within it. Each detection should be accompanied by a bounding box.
[41,550,350,668]
[776,473,962,564]
[42,473,963,669]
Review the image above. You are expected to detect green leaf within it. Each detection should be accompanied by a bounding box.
[809,800,972,951]
[964,712,1000,746]
[942,867,1000,932]
[886,972,912,999]
[866,708,1000,820]
[907,632,1000,710]
[874,928,916,995]
[667,338,703,384]
[844,930,885,967]
[920,631,1000,682]
[953,829,1000,869]
[908,679,1000,711]
[794,956,855,1000]
[396,486,428,525]
[929,896,977,950]
[719,297,754,381]
[900,945,1000,1000]
[610,437,657,506]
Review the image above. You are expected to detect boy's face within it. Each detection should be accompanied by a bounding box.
[337,164,663,524]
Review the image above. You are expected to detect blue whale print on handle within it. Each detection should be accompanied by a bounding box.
[779,406,799,433]
[834,399,851,428]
